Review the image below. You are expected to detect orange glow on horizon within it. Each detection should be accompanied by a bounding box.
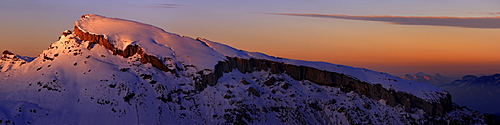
[272,13,500,19]
[217,19,500,76]
[2,10,500,76]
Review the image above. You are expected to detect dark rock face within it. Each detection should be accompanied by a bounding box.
[74,26,176,74]
[246,87,260,97]
[200,57,453,117]
[62,30,72,37]
[74,26,114,52]
[1,50,21,61]
[2,50,15,55]
[1,50,19,61]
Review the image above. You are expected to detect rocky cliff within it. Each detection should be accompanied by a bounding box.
[199,57,453,117]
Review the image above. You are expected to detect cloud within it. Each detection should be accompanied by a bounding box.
[152,4,183,8]
[467,12,500,15]
[269,13,500,28]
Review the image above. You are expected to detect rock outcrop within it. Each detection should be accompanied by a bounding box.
[2,50,15,56]
[74,26,177,74]
[62,30,72,37]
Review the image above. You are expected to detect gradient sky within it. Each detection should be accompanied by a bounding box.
[1,0,500,77]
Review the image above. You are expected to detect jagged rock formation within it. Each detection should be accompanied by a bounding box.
[2,50,15,55]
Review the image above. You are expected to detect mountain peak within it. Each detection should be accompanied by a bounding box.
[72,14,456,103]
[1,50,18,61]
[1,50,34,62]
[0,50,34,72]
[70,14,453,101]
[76,14,168,50]
[401,72,456,87]
[2,50,15,55]
[62,30,72,37]
[74,14,234,71]
[462,75,478,79]
[0,14,488,124]
[452,74,500,85]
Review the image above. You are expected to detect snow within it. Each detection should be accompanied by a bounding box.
[76,14,227,70]
[0,14,480,124]
[0,51,34,72]
[202,37,447,101]
[74,14,447,101]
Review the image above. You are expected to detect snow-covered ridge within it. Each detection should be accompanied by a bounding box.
[1,50,35,62]
[0,14,485,124]
[74,14,446,101]
[75,14,229,70]
[0,50,34,72]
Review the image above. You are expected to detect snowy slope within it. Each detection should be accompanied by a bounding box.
[75,14,227,70]
[75,14,446,101]
[0,14,487,124]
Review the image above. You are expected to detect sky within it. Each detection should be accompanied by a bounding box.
[1,0,500,77]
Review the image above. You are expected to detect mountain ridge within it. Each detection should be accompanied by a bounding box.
[401,72,456,87]
[0,50,34,72]
[451,74,500,85]
[0,14,488,124]
[402,72,500,115]
[441,74,500,114]
[74,14,448,101]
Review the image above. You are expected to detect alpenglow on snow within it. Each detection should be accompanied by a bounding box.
[0,14,488,124]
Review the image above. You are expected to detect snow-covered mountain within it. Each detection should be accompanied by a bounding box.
[450,74,500,86]
[401,72,456,87]
[0,14,489,124]
[0,50,34,72]
[403,72,500,115]
[440,74,500,114]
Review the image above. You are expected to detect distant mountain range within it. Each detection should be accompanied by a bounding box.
[401,72,456,87]
[403,73,500,115]
[450,74,500,86]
